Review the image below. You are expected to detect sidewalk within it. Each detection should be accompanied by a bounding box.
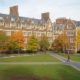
[50,53,80,71]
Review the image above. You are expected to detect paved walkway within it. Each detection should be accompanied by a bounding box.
[0,53,80,71]
[51,53,80,71]
[0,62,67,65]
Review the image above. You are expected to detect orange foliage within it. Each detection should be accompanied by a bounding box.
[10,31,25,48]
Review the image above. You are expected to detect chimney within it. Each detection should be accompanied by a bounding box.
[56,18,67,24]
[10,5,19,16]
[41,12,50,22]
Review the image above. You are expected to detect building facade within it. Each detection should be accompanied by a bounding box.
[55,18,76,53]
[0,6,76,53]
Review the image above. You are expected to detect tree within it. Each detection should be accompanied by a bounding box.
[0,31,8,53]
[76,29,80,42]
[39,34,50,53]
[52,33,68,53]
[52,38,63,53]
[76,28,80,52]
[9,31,25,53]
[27,35,39,52]
[7,40,19,53]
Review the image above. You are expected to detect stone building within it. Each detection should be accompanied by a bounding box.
[0,6,53,47]
[64,19,76,53]
[56,18,76,53]
[0,6,76,53]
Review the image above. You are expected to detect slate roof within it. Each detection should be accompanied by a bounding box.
[0,13,43,25]
[75,21,80,27]
[53,23,64,31]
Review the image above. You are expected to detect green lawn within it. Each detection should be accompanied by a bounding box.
[0,54,60,62]
[0,64,80,80]
[58,53,80,62]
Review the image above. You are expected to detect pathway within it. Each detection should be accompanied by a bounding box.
[0,53,80,71]
[51,53,80,71]
[0,62,67,65]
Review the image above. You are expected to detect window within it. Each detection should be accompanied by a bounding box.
[66,31,75,36]
[11,17,15,22]
[36,32,41,36]
[47,32,52,37]
[0,17,3,20]
[69,38,74,43]
[28,31,32,36]
[5,31,11,36]
[10,22,16,27]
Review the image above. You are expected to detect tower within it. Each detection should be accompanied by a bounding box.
[41,12,50,23]
[10,5,19,16]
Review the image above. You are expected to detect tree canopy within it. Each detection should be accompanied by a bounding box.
[39,34,50,52]
[9,31,25,50]
[0,31,8,52]
[27,34,39,52]
[52,33,69,53]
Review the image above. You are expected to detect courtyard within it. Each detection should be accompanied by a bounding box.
[0,53,80,80]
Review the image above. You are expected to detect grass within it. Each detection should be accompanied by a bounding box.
[0,54,60,62]
[58,53,80,62]
[0,64,80,80]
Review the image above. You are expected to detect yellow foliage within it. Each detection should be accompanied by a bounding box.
[76,29,80,43]
[57,33,69,46]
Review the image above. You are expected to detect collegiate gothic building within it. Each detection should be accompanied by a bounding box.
[0,5,76,53]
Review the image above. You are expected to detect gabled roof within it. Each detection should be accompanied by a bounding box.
[0,13,43,25]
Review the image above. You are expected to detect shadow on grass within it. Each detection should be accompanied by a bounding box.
[11,75,51,80]
[2,66,52,80]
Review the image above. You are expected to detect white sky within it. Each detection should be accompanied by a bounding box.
[0,0,80,22]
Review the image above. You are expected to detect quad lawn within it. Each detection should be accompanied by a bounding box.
[0,54,60,62]
[58,53,80,62]
[0,64,80,80]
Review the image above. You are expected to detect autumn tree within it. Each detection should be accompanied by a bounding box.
[76,28,80,52]
[27,34,39,52]
[52,33,68,53]
[76,29,80,42]
[39,34,50,53]
[8,31,25,53]
[52,38,62,53]
[0,31,8,53]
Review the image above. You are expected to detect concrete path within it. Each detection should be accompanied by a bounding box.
[50,53,80,71]
[0,53,80,71]
[0,62,67,65]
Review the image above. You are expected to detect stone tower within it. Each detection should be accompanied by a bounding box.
[10,5,19,16]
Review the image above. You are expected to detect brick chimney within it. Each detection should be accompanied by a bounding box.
[10,5,19,16]
[41,12,50,22]
[56,18,67,24]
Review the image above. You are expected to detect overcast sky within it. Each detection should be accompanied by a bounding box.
[0,0,80,22]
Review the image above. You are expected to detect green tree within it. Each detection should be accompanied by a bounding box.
[39,34,50,53]
[0,31,8,53]
[7,40,19,53]
[27,35,39,52]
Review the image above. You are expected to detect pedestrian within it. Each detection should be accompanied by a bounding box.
[67,53,70,62]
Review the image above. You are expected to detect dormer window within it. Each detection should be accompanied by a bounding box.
[21,20,24,23]
[6,16,8,19]
[0,17,3,20]
[11,17,15,21]
[31,20,34,24]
